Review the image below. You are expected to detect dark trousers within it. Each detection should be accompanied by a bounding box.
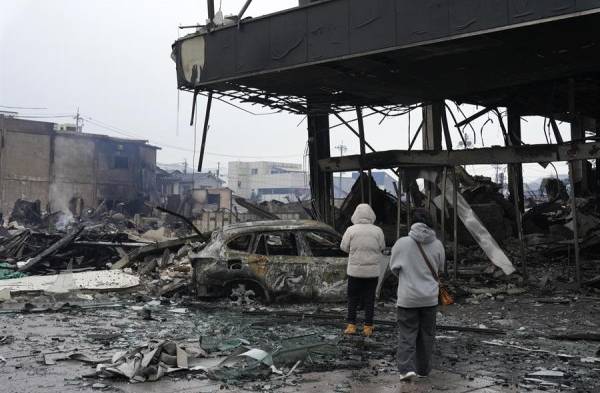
[396,306,437,375]
[347,276,378,325]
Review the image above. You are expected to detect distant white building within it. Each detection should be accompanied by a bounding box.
[228,161,309,202]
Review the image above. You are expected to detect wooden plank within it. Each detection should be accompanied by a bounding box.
[111,235,202,270]
[18,226,84,272]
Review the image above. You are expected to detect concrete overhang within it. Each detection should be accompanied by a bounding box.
[172,0,600,117]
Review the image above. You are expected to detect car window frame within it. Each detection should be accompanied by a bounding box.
[251,230,305,257]
[225,234,254,253]
[300,230,346,258]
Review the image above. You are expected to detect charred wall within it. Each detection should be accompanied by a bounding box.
[0,117,53,216]
[0,116,158,216]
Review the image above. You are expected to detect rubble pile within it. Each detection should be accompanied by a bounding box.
[0,199,206,298]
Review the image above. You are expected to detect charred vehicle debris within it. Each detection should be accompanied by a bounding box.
[190,220,392,303]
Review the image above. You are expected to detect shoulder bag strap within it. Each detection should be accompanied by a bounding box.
[413,238,439,282]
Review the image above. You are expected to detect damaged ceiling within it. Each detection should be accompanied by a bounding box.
[172,0,600,118]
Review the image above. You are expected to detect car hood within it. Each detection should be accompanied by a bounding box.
[192,231,226,259]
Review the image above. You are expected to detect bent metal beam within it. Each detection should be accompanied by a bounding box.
[318,142,600,172]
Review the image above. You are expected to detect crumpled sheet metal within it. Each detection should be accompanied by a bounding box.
[206,337,336,381]
[95,340,189,383]
[421,170,516,275]
[206,347,275,381]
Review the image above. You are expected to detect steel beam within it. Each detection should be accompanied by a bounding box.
[356,106,368,203]
[568,161,581,287]
[507,109,524,212]
[197,91,213,172]
[423,103,443,226]
[318,142,600,172]
[571,116,589,194]
[307,104,334,224]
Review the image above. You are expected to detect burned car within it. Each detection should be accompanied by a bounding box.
[191,220,392,303]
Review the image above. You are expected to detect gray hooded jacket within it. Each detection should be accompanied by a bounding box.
[389,223,445,308]
[340,204,386,278]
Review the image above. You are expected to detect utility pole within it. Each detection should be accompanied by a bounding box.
[75,107,81,132]
[334,142,347,197]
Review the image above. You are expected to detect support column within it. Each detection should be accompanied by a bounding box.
[307,104,334,225]
[570,116,590,195]
[422,103,443,225]
[356,106,368,203]
[596,126,600,209]
[568,161,582,287]
[422,103,443,151]
[507,109,524,212]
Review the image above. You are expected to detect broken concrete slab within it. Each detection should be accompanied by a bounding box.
[527,369,565,378]
[0,270,139,295]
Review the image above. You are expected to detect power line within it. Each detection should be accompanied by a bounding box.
[84,115,302,159]
[13,110,304,160]
[12,114,74,119]
[0,105,48,110]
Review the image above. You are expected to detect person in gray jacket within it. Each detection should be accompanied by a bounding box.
[389,208,445,381]
[340,203,386,337]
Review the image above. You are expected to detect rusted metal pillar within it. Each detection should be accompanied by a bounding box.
[507,109,524,212]
[355,106,369,204]
[197,91,213,172]
[307,103,333,225]
[568,161,582,287]
[405,175,412,230]
[356,106,372,205]
[394,178,401,239]
[570,116,590,195]
[452,167,458,280]
[423,103,443,225]
[596,127,600,213]
[441,166,448,276]
[509,164,527,278]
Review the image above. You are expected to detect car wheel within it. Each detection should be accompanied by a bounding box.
[226,281,270,305]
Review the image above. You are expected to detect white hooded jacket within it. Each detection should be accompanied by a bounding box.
[389,222,445,308]
[340,204,386,278]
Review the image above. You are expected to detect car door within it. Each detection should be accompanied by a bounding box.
[300,230,349,301]
[250,230,318,299]
[302,230,390,300]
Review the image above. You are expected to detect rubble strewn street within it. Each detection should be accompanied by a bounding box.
[1,281,599,392]
[1,180,600,392]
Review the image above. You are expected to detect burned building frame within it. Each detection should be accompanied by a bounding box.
[172,0,600,287]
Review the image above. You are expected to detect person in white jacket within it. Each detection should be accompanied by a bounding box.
[340,203,386,337]
[389,208,445,381]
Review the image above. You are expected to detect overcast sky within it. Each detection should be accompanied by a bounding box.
[0,0,572,184]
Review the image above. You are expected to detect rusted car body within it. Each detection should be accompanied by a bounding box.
[190,220,391,302]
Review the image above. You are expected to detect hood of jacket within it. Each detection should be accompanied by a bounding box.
[351,203,376,225]
[408,222,436,244]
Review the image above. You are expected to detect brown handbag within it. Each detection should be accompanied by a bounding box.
[413,239,454,306]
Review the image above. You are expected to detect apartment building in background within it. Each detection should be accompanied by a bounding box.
[227,161,309,202]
